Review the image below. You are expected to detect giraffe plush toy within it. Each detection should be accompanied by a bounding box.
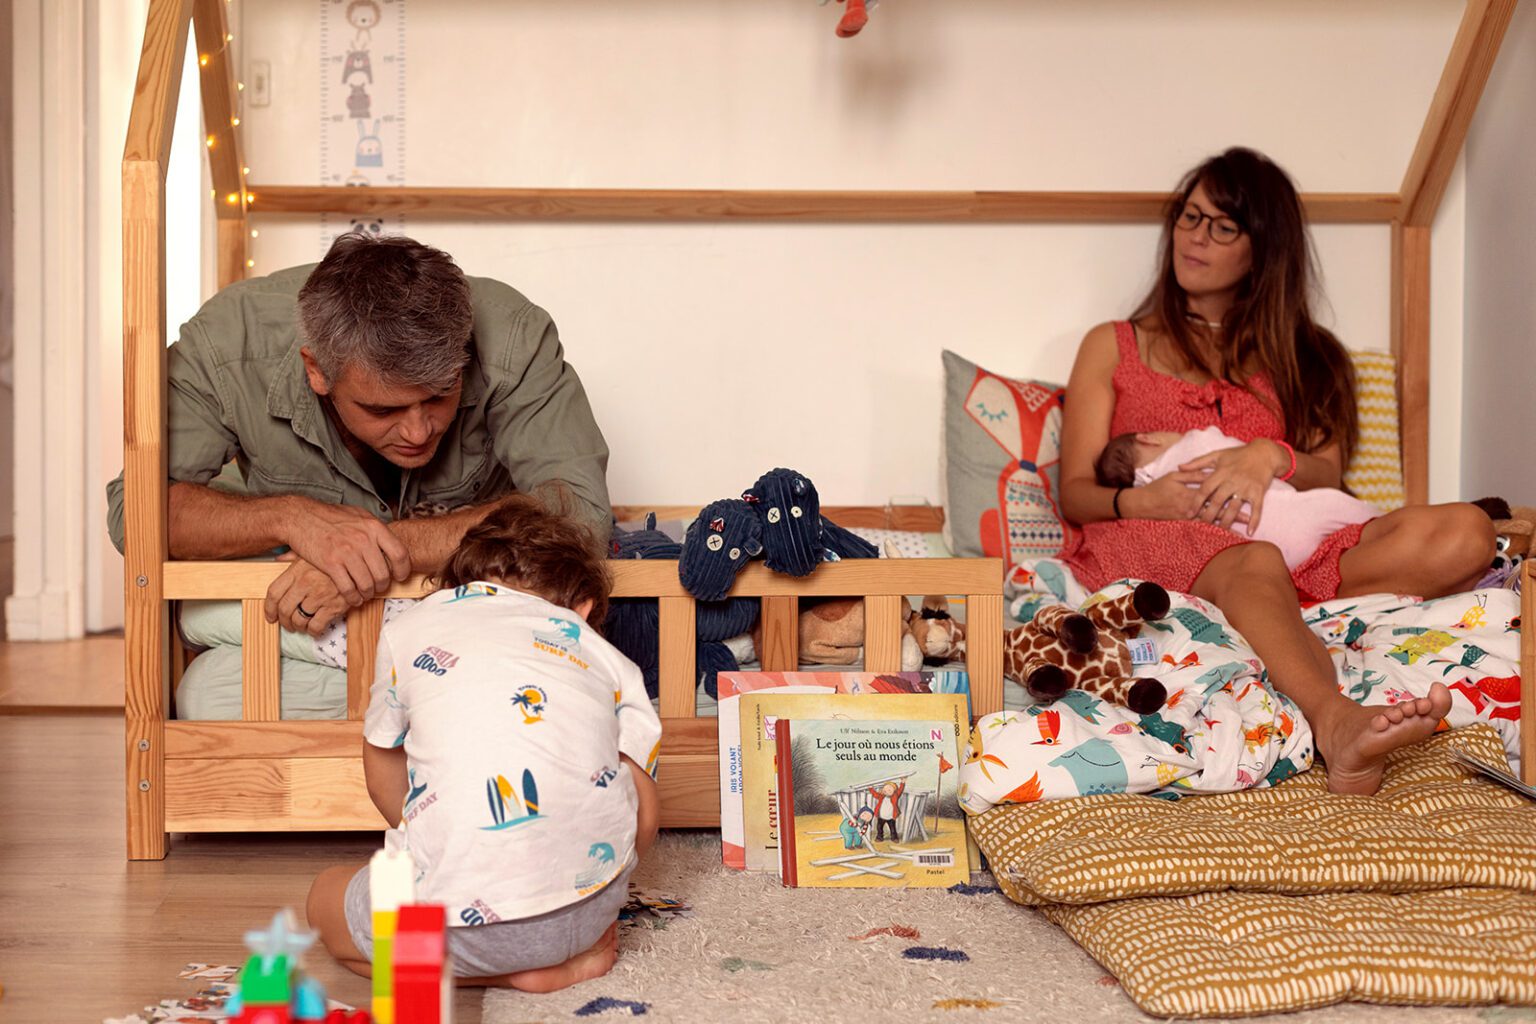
[1004,581,1172,715]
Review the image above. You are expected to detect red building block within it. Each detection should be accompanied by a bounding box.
[393,904,453,1024]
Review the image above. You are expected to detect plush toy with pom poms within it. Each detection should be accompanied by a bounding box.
[820,0,877,37]
[608,513,760,700]
[1004,581,1172,715]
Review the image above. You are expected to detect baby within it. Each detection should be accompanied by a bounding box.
[1095,426,1378,570]
[307,494,661,993]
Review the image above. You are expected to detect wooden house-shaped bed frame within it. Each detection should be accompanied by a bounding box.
[121,0,1531,859]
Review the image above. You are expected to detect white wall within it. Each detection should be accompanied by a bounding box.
[1463,0,1536,504]
[227,1,1466,507]
[83,0,151,635]
[0,0,14,543]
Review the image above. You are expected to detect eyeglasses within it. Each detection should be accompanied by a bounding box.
[1174,206,1244,245]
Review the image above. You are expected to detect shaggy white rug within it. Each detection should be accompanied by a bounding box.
[482,832,1526,1024]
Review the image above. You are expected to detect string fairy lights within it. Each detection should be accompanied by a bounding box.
[197,16,260,274]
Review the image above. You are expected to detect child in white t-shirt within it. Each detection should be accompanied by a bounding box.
[307,495,661,993]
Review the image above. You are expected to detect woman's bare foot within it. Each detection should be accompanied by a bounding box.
[1316,683,1452,795]
[499,922,619,994]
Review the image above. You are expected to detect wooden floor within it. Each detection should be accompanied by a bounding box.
[0,632,126,711]
[0,653,485,1022]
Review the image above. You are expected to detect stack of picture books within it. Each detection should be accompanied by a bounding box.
[718,670,975,888]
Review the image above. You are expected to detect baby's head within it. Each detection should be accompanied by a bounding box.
[436,492,611,624]
[1094,431,1182,488]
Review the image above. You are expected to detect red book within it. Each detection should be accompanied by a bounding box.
[776,722,798,886]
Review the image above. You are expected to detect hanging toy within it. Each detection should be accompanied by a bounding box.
[820,0,878,38]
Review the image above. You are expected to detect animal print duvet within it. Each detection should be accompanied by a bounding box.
[959,561,1522,812]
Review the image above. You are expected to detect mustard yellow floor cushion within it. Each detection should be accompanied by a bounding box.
[968,727,1536,1017]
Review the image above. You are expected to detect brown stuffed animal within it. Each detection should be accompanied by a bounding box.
[751,597,923,671]
[1003,581,1172,715]
[907,596,967,664]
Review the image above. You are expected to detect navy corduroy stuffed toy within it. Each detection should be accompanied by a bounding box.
[610,513,760,699]
[819,517,880,560]
[742,468,824,576]
[679,498,763,602]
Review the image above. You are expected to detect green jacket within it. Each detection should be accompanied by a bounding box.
[106,264,611,553]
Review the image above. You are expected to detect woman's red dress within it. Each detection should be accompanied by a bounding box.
[1060,321,1364,602]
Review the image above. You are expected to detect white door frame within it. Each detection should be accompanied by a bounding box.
[6,0,88,641]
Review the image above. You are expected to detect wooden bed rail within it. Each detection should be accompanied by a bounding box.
[145,557,1004,842]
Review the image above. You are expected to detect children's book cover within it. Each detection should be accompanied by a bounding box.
[738,690,970,873]
[777,717,969,888]
[717,671,969,870]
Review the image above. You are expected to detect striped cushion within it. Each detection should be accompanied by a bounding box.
[1042,888,1536,1017]
[1344,349,1406,512]
[968,727,1536,1016]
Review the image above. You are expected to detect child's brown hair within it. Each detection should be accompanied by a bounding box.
[435,492,611,624]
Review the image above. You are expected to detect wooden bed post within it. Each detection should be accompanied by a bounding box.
[191,0,248,289]
[1393,0,1517,505]
[123,0,193,861]
[1390,221,1431,507]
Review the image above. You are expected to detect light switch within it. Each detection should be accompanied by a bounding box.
[248,59,272,108]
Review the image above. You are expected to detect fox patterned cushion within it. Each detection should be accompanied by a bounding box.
[941,350,1075,570]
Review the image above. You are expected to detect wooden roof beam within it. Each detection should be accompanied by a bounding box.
[240,185,1400,224]
[1400,0,1517,227]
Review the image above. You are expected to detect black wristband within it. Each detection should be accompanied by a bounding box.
[1113,487,1126,519]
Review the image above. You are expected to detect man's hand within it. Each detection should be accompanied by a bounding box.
[283,499,412,604]
[264,553,351,636]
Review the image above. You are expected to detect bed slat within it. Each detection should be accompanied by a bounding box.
[863,595,905,673]
[166,720,362,759]
[966,592,1005,717]
[658,596,697,719]
[345,601,384,720]
[758,596,799,671]
[240,599,281,722]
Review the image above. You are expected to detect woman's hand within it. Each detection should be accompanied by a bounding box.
[1120,470,1208,521]
[1180,440,1285,533]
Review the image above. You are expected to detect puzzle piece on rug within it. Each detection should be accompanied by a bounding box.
[902,946,971,962]
[618,885,692,929]
[575,996,651,1016]
[946,881,1000,896]
[176,964,240,982]
[933,998,1003,1011]
[720,957,775,973]
[847,924,920,941]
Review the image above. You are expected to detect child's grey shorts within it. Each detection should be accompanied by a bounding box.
[343,860,634,978]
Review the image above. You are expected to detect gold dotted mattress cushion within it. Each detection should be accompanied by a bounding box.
[968,727,1536,1017]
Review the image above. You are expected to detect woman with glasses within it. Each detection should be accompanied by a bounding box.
[1056,147,1493,796]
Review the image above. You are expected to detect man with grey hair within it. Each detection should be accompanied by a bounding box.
[107,233,610,635]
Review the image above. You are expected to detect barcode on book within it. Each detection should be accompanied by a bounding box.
[916,852,954,867]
